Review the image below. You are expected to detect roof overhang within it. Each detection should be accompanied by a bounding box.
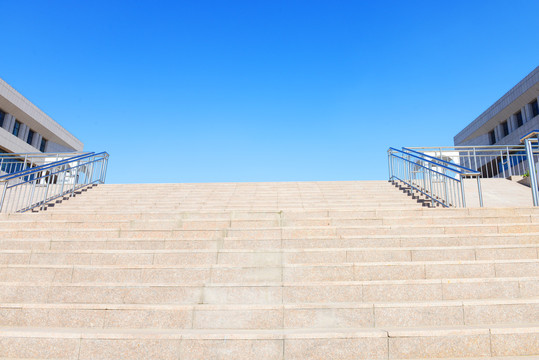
[0,78,83,151]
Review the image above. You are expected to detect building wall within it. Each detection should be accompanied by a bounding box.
[454,67,539,146]
[0,77,83,154]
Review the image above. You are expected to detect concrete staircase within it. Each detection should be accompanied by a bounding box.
[0,181,538,359]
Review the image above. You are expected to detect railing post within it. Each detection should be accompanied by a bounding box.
[40,174,51,211]
[102,156,109,184]
[506,147,512,178]
[524,138,539,206]
[408,156,414,195]
[28,179,37,210]
[500,150,506,178]
[59,166,66,197]
[88,160,95,184]
[443,168,449,206]
[460,176,466,208]
[0,181,8,213]
[71,166,79,197]
[476,176,483,207]
[428,169,434,207]
[387,150,393,181]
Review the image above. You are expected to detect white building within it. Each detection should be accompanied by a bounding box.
[0,77,83,155]
[454,66,539,146]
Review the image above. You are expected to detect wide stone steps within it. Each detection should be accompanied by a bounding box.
[2,223,539,240]
[1,326,538,359]
[1,181,538,359]
[1,277,537,303]
[4,206,535,219]
[1,299,538,329]
[1,214,539,229]
[0,260,537,283]
[0,245,537,265]
[2,234,538,253]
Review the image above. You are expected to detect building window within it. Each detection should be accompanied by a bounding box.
[40,138,47,152]
[489,130,496,145]
[531,99,539,118]
[501,121,509,137]
[516,111,523,127]
[27,130,34,145]
[0,109,5,128]
[12,120,21,137]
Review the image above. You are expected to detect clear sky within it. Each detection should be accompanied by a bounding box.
[1,1,539,183]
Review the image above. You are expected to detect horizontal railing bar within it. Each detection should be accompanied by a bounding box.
[5,155,106,190]
[0,152,90,158]
[0,152,105,182]
[0,151,109,214]
[402,147,479,173]
[407,145,527,149]
[0,153,95,181]
[389,152,460,179]
[389,148,478,176]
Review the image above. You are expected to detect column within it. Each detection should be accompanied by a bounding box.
[0,113,8,131]
[494,125,501,143]
[18,123,28,141]
[32,133,42,150]
[508,115,517,132]
[523,104,532,123]
[3,114,15,133]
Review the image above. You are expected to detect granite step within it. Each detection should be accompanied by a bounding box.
[0,325,537,359]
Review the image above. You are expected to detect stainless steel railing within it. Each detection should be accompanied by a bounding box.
[388,147,482,208]
[405,133,539,207]
[521,131,539,206]
[0,152,90,177]
[406,145,538,179]
[0,152,109,213]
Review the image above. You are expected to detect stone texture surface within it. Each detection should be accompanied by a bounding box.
[0,181,538,359]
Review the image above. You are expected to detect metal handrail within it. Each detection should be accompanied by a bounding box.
[0,152,91,179]
[0,151,88,156]
[402,147,479,175]
[0,152,95,180]
[0,152,96,181]
[521,131,539,206]
[407,145,538,180]
[0,152,109,213]
[407,145,528,150]
[388,147,483,208]
[389,152,453,208]
[390,148,480,176]
[2,152,105,185]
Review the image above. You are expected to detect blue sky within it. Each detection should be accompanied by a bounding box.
[1,1,539,183]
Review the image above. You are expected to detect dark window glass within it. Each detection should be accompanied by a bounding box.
[489,130,496,145]
[531,99,539,118]
[40,138,47,152]
[516,111,523,127]
[12,120,20,137]
[0,109,5,128]
[27,130,34,145]
[501,121,509,137]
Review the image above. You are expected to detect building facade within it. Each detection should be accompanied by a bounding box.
[454,66,539,146]
[0,77,83,155]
